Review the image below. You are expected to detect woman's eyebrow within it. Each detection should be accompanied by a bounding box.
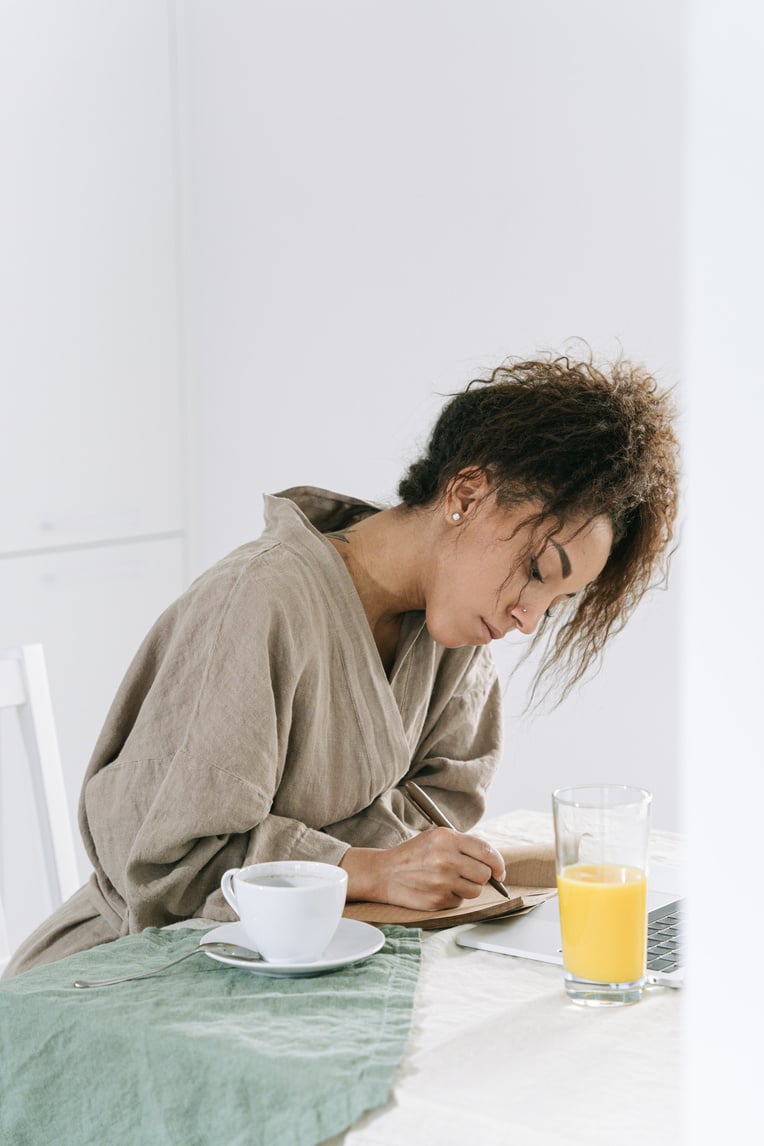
[550,539,572,578]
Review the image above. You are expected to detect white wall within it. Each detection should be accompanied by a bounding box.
[0,1,185,947]
[176,0,683,828]
[681,0,764,1138]
[0,0,685,955]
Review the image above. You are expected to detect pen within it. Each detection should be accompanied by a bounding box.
[402,779,511,899]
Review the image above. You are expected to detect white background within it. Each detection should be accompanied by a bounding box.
[0,0,682,936]
[1,3,761,1137]
[176,0,683,830]
[1,1,186,932]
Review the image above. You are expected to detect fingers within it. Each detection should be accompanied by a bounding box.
[456,832,507,882]
[405,827,505,903]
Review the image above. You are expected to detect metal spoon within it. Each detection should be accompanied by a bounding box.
[72,941,261,988]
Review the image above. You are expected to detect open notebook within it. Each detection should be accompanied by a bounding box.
[343,842,558,930]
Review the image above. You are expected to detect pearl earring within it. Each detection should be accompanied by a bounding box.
[451,512,461,522]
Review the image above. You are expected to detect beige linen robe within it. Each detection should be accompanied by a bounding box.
[5,488,502,976]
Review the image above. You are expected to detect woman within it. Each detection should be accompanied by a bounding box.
[5,354,678,977]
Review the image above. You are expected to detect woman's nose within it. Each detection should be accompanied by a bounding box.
[510,601,544,634]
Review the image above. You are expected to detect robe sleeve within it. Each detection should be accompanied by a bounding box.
[80,556,353,934]
[325,646,503,849]
[83,750,352,932]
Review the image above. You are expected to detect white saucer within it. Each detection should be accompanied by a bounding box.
[200,918,385,977]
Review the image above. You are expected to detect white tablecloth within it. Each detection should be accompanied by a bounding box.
[325,810,683,1146]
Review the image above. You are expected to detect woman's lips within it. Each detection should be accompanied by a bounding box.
[482,618,502,641]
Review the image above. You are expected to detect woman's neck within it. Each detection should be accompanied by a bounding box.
[325,505,431,636]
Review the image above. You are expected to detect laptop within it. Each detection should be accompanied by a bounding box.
[456,862,685,988]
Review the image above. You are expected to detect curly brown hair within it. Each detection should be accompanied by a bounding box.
[397,354,679,699]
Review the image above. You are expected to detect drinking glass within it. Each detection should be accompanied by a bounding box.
[552,785,652,1006]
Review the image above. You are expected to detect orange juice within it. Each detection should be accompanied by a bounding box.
[557,864,647,983]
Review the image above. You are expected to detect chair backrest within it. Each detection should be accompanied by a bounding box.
[0,644,80,969]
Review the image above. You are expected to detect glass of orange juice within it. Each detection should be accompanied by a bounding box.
[552,785,652,1006]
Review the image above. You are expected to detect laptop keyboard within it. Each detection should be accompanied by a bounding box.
[646,899,685,973]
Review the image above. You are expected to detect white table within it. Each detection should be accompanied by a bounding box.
[326,810,683,1146]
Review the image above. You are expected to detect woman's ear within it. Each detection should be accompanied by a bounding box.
[444,468,492,520]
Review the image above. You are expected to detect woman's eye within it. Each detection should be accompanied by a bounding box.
[530,558,544,583]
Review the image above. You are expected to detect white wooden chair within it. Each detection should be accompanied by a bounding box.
[0,644,80,971]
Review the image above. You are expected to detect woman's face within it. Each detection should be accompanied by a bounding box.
[423,489,613,649]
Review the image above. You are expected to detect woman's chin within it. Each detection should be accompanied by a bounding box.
[424,617,482,649]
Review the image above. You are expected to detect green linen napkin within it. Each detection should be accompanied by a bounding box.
[0,924,421,1146]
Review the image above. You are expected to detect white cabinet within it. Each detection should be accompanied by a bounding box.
[0,0,182,554]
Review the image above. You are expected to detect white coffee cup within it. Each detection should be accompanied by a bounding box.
[220,860,348,963]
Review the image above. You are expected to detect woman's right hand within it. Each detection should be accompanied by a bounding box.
[339,827,506,910]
